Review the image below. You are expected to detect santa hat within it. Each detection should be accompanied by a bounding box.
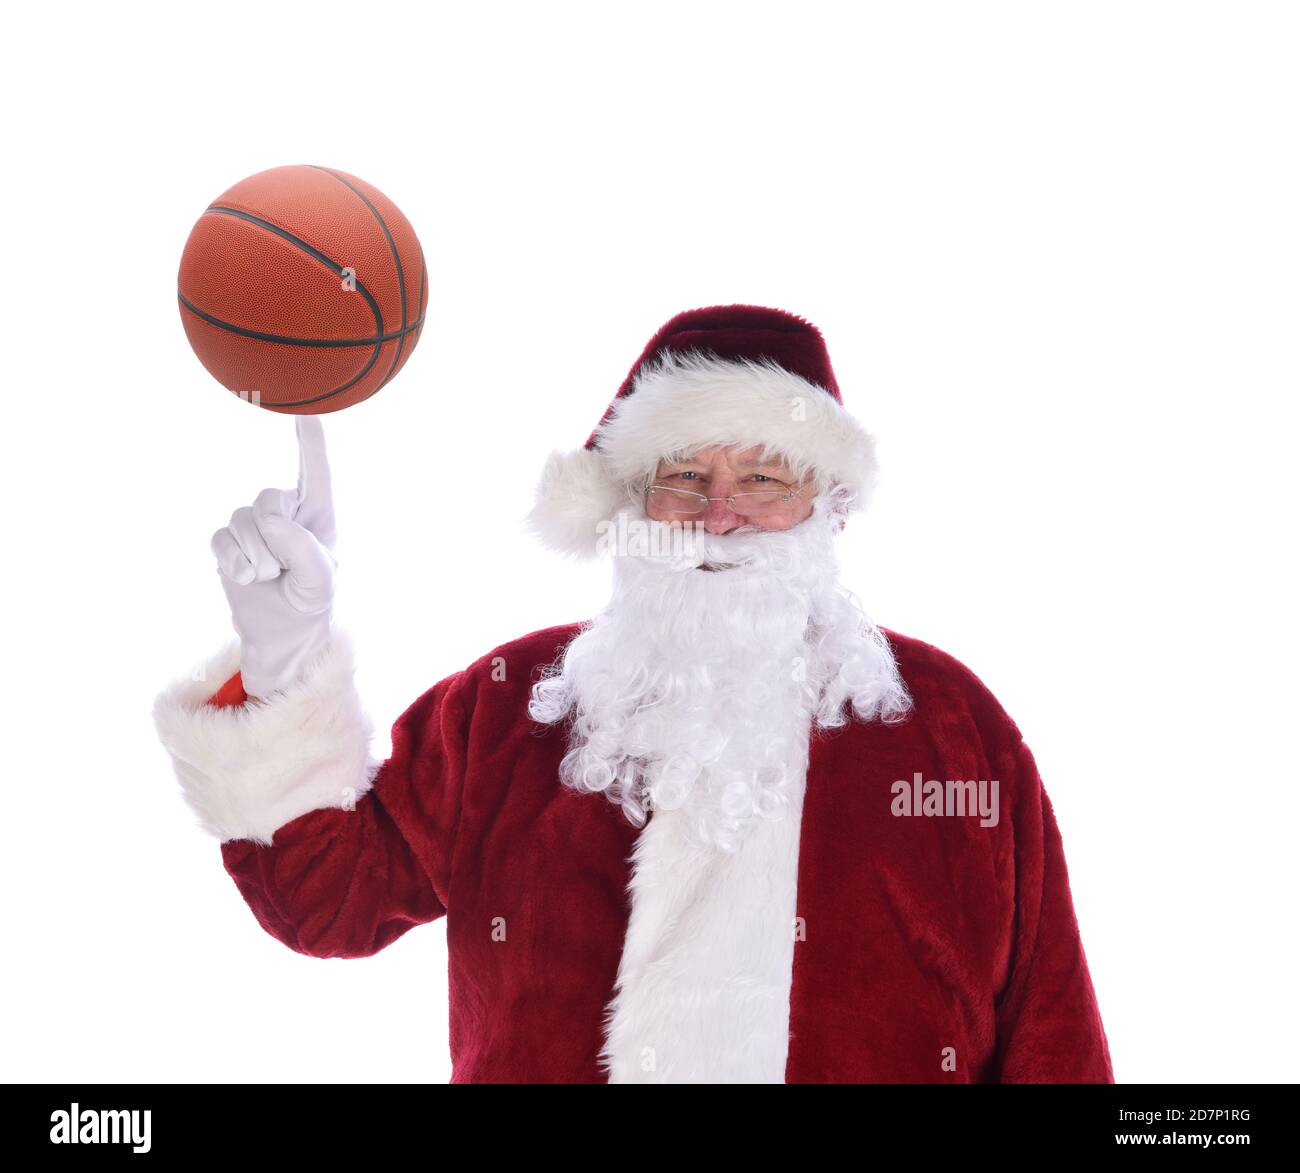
[526,304,878,559]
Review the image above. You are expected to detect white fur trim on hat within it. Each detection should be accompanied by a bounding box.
[526,350,878,559]
[152,630,379,845]
[524,446,632,561]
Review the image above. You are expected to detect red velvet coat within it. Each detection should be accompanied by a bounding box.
[208,622,1114,1083]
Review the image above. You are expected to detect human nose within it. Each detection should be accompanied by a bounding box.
[700,501,743,532]
[700,477,743,532]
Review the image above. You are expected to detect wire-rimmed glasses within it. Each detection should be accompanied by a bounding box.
[646,481,806,517]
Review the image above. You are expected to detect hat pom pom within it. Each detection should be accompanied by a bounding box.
[525,447,629,560]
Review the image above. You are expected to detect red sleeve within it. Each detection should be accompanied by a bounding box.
[216,671,471,960]
[208,672,248,709]
[989,737,1115,1082]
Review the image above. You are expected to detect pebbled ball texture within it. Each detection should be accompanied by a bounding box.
[178,164,427,414]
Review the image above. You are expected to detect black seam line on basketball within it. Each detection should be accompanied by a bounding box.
[192,206,391,408]
[409,246,428,351]
[279,335,385,407]
[417,245,427,320]
[177,292,424,347]
[179,291,385,406]
[309,166,409,392]
[204,205,385,341]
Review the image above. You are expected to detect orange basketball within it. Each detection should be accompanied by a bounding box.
[178,165,426,414]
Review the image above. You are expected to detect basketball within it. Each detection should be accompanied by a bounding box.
[178,165,427,414]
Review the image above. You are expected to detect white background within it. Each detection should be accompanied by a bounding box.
[1,0,1295,1084]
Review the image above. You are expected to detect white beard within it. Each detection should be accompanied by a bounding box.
[528,485,912,854]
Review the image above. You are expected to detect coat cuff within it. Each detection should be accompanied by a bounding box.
[152,631,378,845]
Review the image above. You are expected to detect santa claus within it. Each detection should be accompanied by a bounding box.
[154,304,1114,1083]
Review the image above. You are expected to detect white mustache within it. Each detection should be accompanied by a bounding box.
[626,494,844,576]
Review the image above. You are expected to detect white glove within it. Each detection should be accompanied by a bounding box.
[210,416,338,701]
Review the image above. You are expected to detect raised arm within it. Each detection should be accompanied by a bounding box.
[152,418,470,958]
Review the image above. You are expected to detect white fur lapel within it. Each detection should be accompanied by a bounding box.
[598,762,809,1083]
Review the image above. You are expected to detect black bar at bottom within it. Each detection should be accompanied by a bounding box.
[3,1082,1295,1159]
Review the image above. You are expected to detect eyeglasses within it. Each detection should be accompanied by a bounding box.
[646,481,806,517]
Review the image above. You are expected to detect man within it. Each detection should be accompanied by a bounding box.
[154,304,1114,1083]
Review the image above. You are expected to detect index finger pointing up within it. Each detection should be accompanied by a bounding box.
[294,415,337,549]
